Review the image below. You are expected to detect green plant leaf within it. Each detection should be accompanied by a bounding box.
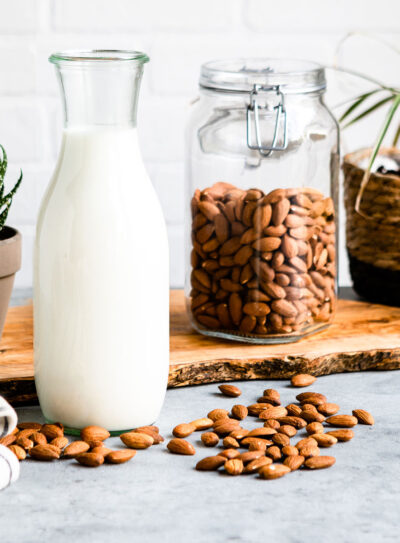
[343,95,395,129]
[0,144,7,200]
[3,169,23,203]
[393,123,400,147]
[339,89,384,123]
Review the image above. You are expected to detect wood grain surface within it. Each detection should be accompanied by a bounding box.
[1,290,400,405]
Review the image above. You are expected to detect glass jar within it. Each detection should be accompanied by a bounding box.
[185,59,339,344]
[34,51,169,433]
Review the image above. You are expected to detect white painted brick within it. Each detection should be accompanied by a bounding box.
[0,45,36,94]
[0,0,39,33]
[149,33,341,95]
[167,224,184,288]
[52,0,240,32]
[147,162,184,224]
[245,0,399,32]
[0,101,47,162]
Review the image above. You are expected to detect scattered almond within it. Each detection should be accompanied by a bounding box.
[16,436,34,450]
[8,444,26,460]
[266,446,282,461]
[80,425,110,442]
[207,408,229,422]
[201,432,219,447]
[285,404,303,416]
[76,452,104,468]
[63,441,90,458]
[229,428,249,440]
[31,432,47,445]
[29,444,60,461]
[243,456,272,474]
[261,389,281,406]
[311,433,337,447]
[326,429,354,442]
[278,425,297,437]
[272,433,290,447]
[196,455,226,471]
[305,456,336,469]
[167,438,195,455]
[259,463,290,480]
[283,455,305,471]
[191,418,214,431]
[248,403,274,416]
[296,392,327,405]
[264,420,280,430]
[239,450,264,464]
[306,422,324,435]
[219,448,240,460]
[223,436,239,448]
[291,374,316,387]
[231,405,248,420]
[299,445,320,458]
[224,458,243,475]
[300,410,325,423]
[352,409,374,426]
[105,450,136,464]
[259,406,288,420]
[212,418,241,435]
[41,424,64,440]
[218,384,242,398]
[246,427,277,438]
[17,422,42,431]
[318,402,340,416]
[172,423,195,438]
[91,446,113,457]
[325,415,358,428]
[0,434,16,447]
[296,437,317,450]
[120,432,154,449]
[277,416,307,429]
[281,446,299,457]
[51,437,69,449]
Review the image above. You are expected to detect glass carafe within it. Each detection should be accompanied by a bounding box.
[34,50,169,433]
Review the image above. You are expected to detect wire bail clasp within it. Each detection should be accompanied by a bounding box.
[246,84,288,157]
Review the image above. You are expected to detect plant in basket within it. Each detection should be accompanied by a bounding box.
[336,36,400,305]
[0,145,23,340]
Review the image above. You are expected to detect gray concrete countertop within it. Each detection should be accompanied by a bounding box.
[1,372,400,543]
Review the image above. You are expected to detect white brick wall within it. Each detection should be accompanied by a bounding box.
[0,0,398,289]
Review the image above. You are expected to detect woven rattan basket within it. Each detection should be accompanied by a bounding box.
[343,147,400,305]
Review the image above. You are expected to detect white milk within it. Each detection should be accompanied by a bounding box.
[34,126,169,431]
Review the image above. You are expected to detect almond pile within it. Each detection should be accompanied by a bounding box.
[0,423,164,468]
[166,375,374,480]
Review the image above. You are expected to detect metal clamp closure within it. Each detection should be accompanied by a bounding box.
[246,84,288,157]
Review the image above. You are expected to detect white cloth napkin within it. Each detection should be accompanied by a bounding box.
[0,396,20,490]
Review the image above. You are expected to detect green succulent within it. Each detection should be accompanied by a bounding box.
[0,145,22,232]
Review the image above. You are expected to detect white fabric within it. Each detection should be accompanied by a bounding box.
[0,396,20,490]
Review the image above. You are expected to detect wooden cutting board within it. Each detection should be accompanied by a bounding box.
[1,290,400,405]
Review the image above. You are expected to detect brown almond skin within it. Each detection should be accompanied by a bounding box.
[224,458,243,475]
[239,450,265,464]
[40,424,64,440]
[262,389,281,406]
[51,437,69,449]
[248,403,274,416]
[17,429,36,440]
[80,425,110,442]
[120,432,154,449]
[300,410,325,423]
[243,456,272,474]
[167,438,195,456]
[296,437,318,450]
[283,455,305,471]
[63,441,90,458]
[31,432,47,445]
[352,409,374,425]
[223,436,239,449]
[196,455,226,471]
[277,416,307,429]
[191,418,214,431]
[246,427,277,438]
[266,446,282,461]
[278,425,297,437]
[30,444,60,461]
[259,463,290,479]
[299,445,320,458]
[291,374,316,387]
[91,446,113,457]
[229,428,249,440]
[218,384,242,398]
[207,409,229,422]
[17,422,42,431]
[76,452,104,467]
[282,446,299,457]
[259,406,288,420]
[272,433,290,447]
[296,392,327,404]
[231,405,248,420]
[173,423,195,438]
[105,450,136,464]
[201,432,219,447]
[325,415,358,428]
[311,433,338,447]
[219,448,240,460]
[0,435,16,447]
[305,455,336,469]
[306,422,324,435]
[326,429,354,442]
[264,420,280,430]
[134,428,164,444]
[318,403,340,416]
[9,444,26,460]
[16,436,34,450]
[212,418,241,436]
[285,404,302,416]
[241,437,272,449]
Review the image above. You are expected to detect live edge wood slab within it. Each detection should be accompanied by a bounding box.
[1,290,400,406]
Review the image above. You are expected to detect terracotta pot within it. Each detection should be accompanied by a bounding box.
[0,226,21,339]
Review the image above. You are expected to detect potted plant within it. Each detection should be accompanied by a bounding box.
[337,54,400,305]
[0,145,22,339]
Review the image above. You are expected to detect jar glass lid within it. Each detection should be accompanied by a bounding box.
[200,58,326,94]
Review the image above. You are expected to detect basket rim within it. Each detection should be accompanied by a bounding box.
[343,147,400,182]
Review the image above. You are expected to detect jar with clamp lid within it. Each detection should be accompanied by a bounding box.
[185,59,339,343]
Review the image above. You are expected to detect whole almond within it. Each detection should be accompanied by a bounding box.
[277,416,307,429]
[201,432,219,447]
[85,440,105,449]
[224,458,243,475]
[282,446,299,457]
[31,432,47,445]
[259,406,288,420]
[296,392,327,404]
[76,452,104,468]
[196,455,226,471]
[80,425,110,442]
[9,444,26,460]
[249,441,268,452]
[300,410,325,423]
[246,427,277,438]
[91,446,113,457]
[41,424,64,440]
[262,389,281,406]
[259,463,290,480]
[291,374,316,387]
[0,435,16,447]
[325,415,358,428]
[212,418,240,435]
[51,436,69,449]
[326,430,354,442]
[243,456,272,474]
[63,441,90,458]
[207,409,230,422]
[223,436,239,449]
[264,420,281,430]
[240,450,265,464]
[318,403,340,416]
[272,433,290,447]
[352,409,374,425]
[305,456,336,469]
[231,405,248,420]
[191,418,214,431]
[105,450,136,464]
[242,437,272,449]
[285,404,303,417]
[229,428,249,440]
[299,445,320,458]
[173,423,195,438]
[248,403,274,416]
[272,198,291,226]
[17,422,42,431]
[16,436,34,450]
[283,455,305,471]
[296,437,318,450]
[306,422,324,435]
[219,448,240,460]
[135,428,164,444]
[120,432,154,449]
[167,438,195,456]
[218,384,242,397]
[17,428,36,440]
[30,444,60,461]
[311,433,337,447]
[266,446,282,461]
[278,425,297,437]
